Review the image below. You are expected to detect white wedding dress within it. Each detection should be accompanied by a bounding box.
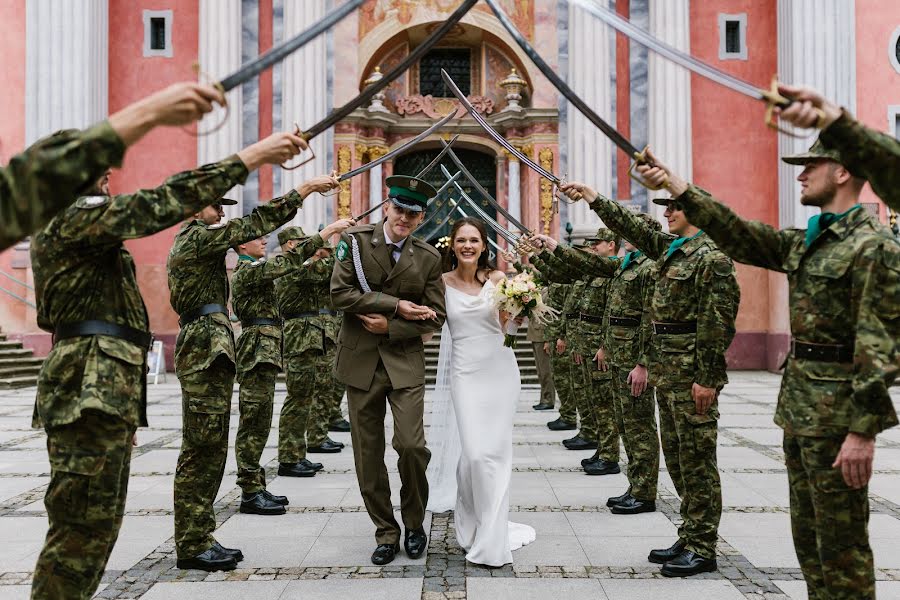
[426,279,536,566]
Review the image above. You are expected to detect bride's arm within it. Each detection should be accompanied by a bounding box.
[490,270,520,329]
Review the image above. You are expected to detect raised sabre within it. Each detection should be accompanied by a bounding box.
[446,197,503,252]
[284,0,479,169]
[571,0,825,133]
[438,165,524,249]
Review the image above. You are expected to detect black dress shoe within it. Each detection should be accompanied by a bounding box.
[563,436,598,451]
[278,462,317,477]
[307,439,342,453]
[581,451,600,467]
[404,527,427,559]
[240,491,287,515]
[212,541,243,562]
[371,542,400,565]
[261,489,289,506]
[532,402,554,411]
[176,546,238,571]
[547,418,577,431]
[329,418,351,433]
[648,539,687,564]
[584,458,620,475]
[300,458,324,472]
[661,550,717,577]
[611,496,655,514]
[327,437,345,448]
[606,488,632,507]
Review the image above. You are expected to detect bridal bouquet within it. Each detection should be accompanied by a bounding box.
[492,271,558,348]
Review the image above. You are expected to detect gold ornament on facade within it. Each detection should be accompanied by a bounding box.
[539,147,554,235]
[355,143,369,162]
[499,67,527,112]
[367,145,389,160]
[337,146,352,218]
[520,143,533,159]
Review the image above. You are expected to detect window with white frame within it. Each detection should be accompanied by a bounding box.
[718,13,747,61]
[143,10,173,58]
[890,26,900,74]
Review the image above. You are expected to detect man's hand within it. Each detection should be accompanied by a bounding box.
[543,341,551,355]
[776,84,842,130]
[634,148,687,196]
[530,233,558,252]
[558,181,598,204]
[573,352,583,365]
[298,172,340,199]
[397,300,437,321]
[238,131,310,171]
[627,364,648,397]
[832,432,875,489]
[358,313,389,334]
[691,383,716,415]
[556,339,566,354]
[321,217,356,239]
[594,347,608,372]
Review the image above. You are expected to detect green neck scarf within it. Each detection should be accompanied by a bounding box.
[665,230,703,259]
[238,254,255,262]
[805,204,861,248]
[620,250,642,271]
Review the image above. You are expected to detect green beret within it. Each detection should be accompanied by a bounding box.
[278,226,307,246]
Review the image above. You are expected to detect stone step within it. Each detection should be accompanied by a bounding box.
[0,340,24,351]
[0,364,41,378]
[0,356,43,367]
[0,375,39,389]
[0,348,35,360]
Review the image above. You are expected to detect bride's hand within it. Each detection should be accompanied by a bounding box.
[397,299,437,321]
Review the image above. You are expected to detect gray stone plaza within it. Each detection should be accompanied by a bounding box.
[0,373,899,599]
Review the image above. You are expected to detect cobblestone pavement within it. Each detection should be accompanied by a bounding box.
[1,372,899,599]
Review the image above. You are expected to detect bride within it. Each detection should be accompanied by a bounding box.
[426,217,536,567]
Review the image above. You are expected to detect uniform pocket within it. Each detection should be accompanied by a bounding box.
[184,397,228,446]
[46,445,107,521]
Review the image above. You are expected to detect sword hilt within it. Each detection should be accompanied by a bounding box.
[281,123,317,171]
[182,62,230,137]
[628,146,667,191]
[761,76,828,137]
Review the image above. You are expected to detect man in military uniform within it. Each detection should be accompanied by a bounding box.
[331,175,446,566]
[276,227,348,477]
[231,218,353,512]
[776,83,899,211]
[637,141,899,597]
[168,153,338,571]
[561,181,739,577]
[2,81,225,251]
[543,280,579,431]
[27,129,292,599]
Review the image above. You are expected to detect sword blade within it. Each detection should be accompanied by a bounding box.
[573,0,764,101]
[439,164,520,245]
[440,69,561,184]
[415,134,460,178]
[301,0,478,141]
[483,0,643,159]
[219,0,363,92]
[338,109,458,182]
[447,198,502,251]
[356,170,462,222]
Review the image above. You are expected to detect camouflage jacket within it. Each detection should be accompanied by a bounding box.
[278,254,342,357]
[231,235,324,374]
[544,281,573,341]
[167,189,308,376]
[532,250,583,341]
[819,110,900,211]
[30,155,248,429]
[2,121,126,251]
[679,184,899,438]
[589,195,740,391]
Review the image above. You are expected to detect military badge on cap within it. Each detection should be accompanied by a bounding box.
[384,175,436,213]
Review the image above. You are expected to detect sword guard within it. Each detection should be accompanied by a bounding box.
[628,146,666,191]
[181,62,230,137]
[281,123,317,170]
[761,76,827,138]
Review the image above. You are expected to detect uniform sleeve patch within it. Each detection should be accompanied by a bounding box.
[75,196,109,209]
[336,240,349,261]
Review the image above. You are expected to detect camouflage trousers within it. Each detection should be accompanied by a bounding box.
[32,409,135,600]
[280,349,337,462]
[656,386,721,559]
[532,341,557,407]
[235,363,278,493]
[784,433,874,600]
[550,347,578,424]
[574,359,619,461]
[307,345,345,447]
[174,355,233,558]
[611,366,659,502]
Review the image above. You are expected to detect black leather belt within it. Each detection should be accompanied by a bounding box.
[652,321,697,335]
[241,317,281,327]
[609,316,640,327]
[283,309,336,320]
[54,320,152,349]
[791,339,853,363]
[565,312,579,319]
[579,313,603,324]
[178,303,228,328]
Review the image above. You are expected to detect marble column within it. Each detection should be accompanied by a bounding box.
[368,145,388,223]
[507,156,522,227]
[565,0,613,239]
[647,0,692,222]
[777,0,856,228]
[198,0,244,220]
[25,0,108,145]
[281,0,330,233]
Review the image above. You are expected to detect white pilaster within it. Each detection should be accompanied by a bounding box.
[25,0,108,144]
[507,158,521,225]
[648,0,692,225]
[566,1,613,239]
[198,0,243,220]
[777,0,856,228]
[281,0,330,233]
[368,163,383,222]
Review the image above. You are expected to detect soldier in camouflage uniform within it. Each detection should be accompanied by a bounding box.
[1,82,224,251]
[231,218,353,512]
[28,141,259,599]
[562,181,739,577]
[543,280,579,430]
[638,141,899,598]
[168,143,337,571]
[275,227,348,475]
